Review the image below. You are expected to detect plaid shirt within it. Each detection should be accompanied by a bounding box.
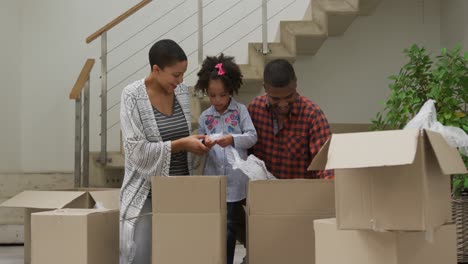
[248,94,334,179]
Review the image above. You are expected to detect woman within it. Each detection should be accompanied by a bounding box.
[119,39,208,264]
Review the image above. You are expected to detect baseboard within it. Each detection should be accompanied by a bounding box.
[0,173,74,198]
[0,225,23,244]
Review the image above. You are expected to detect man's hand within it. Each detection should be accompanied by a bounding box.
[216,135,234,148]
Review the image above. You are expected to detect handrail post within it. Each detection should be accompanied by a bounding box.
[100,32,108,165]
[261,0,269,54]
[83,78,90,187]
[74,97,82,187]
[197,0,203,65]
[69,58,94,187]
[196,0,204,98]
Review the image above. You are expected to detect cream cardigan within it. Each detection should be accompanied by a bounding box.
[119,79,193,264]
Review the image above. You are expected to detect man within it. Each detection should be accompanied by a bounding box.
[248,59,333,179]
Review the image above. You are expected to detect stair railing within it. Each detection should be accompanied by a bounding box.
[75,0,296,176]
[86,0,152,165]
[69,59,95,187]
[261,0,269,54]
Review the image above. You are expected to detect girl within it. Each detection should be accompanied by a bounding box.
[195,54,257,264]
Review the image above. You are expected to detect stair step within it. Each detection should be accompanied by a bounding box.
[280,21,327,55]
[235,64,261,105]
[247,42,296,78]
[90,151,125,169]
[318,0,357,14]
[101,151,125,169]
[312,0,359,36]
[355,0,382,15]
[239,64,261,81]
[251,42,295,61]
[283,21,325,36]
[89,152,124,188]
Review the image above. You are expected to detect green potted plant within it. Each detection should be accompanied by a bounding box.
[371,43,467,262]
[371,43,467,193]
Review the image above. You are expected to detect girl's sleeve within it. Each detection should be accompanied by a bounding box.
[120,88,171,180]
[232,104,257,149]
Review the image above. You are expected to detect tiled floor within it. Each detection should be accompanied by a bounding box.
[0,245,246,264]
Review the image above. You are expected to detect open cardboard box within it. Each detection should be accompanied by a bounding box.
[31,208,119,264]
[1,188,119,264]
[246,179,335,264]
[309,129,467,231]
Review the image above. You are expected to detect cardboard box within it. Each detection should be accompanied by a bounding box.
[31,209,119,264]
[152,176,226,264]
[314,218,456,264]
[309,129,467,231]
[0,188,119,264]
[246,179,335,264]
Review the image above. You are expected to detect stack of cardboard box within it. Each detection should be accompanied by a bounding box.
[2,128,465,264]
[1,188,120,264]
[309,129,467,264]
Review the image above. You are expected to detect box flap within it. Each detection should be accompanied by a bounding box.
[247,179,335,215]
[59,188,115,191]
[425,130,467,175]
[308,138,330,170]
[320,129,420,170]
[32,208,116,216]
[152,176,224,213]
[0,191,85,209]
[89,189,120,210]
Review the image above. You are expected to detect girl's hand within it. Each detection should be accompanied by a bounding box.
[216,135,234,148]
[203,137,217,148]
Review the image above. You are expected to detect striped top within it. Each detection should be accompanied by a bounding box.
[153,97,190,176]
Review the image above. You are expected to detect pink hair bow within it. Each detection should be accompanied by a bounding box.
[215,63,226,76]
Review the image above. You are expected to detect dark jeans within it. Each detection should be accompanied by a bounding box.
[227,200,246,264]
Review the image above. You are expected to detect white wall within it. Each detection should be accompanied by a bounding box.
[0,0,22,173]
[3,0,467,172]
[1,0,308,172]
[440,0,468,51]
[295,0,442,123]
[17,0,144,172]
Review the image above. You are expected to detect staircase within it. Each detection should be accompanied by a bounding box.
[88,0,382,187]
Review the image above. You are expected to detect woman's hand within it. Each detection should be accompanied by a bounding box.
[216,135,234,148]
[172,135,210,155]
